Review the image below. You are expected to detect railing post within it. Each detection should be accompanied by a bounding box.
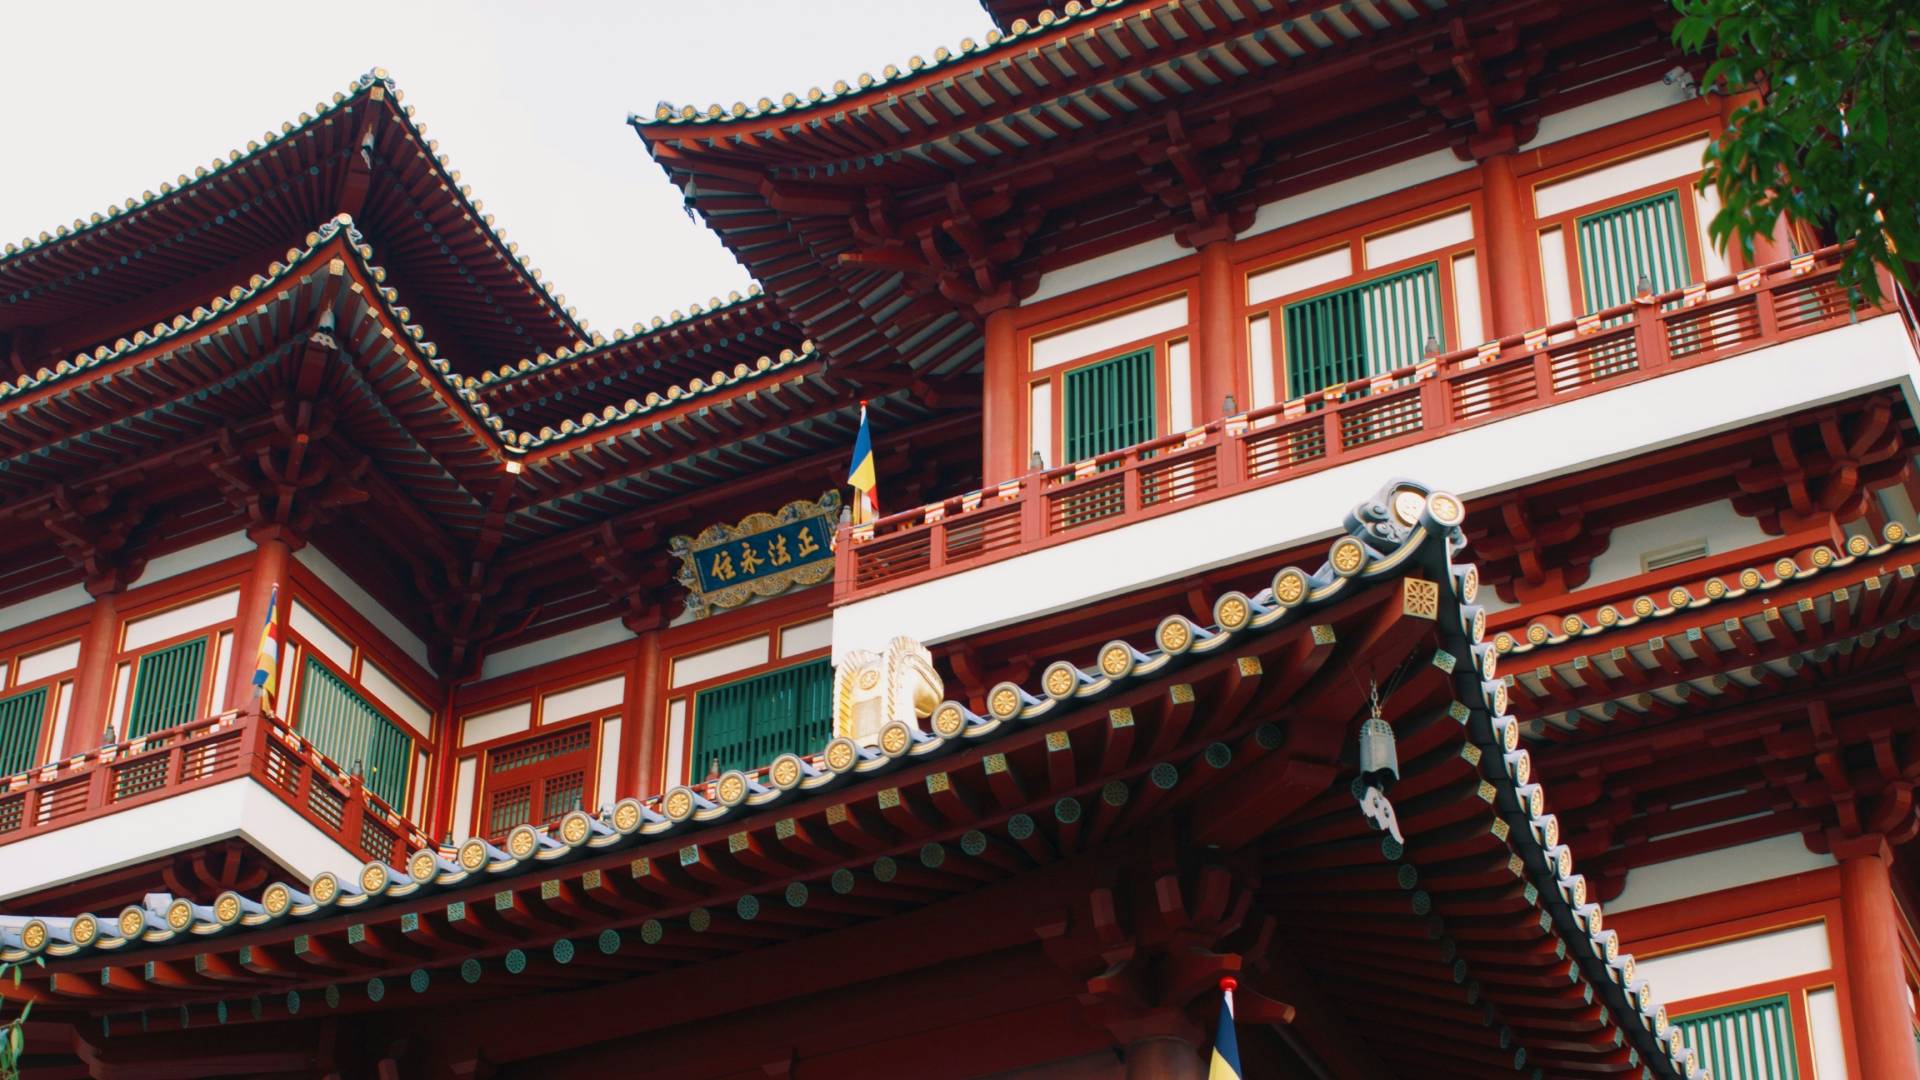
[1123,457,1144,514]
[1021,477,1046,541]
[1321,405,1344,461]
[928,519,948,572]
[341,777,368,861]
[88,761,111,811]
[1419,371,1449,437]
[1215,426,1244,491]
[1634,302,1666,371]
[1531,345,1556,403]
[832,524,855,602]
[1754,270,1782,340]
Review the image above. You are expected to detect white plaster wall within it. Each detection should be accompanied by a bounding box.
[1583,500,1771,590]
[461,701,532,748]
[543,675,625,723]
[479,617,630,680]
[1639,922,1830,1005]
[1524,81,1699,150]
[293,545,433,673]
[0,777,362,902]
[1808,987,1849,1079]
[1610,833,1836,913]
[0,585,90,635]
[1028,235,1189,305]
[128,531,250,589]
[835,315,1920,659]
[1246,149,1475,240]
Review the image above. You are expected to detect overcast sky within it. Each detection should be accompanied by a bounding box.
[0,0,988,334]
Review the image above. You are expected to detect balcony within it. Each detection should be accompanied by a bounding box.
[0,711,430,902]
[832,247,1920,655]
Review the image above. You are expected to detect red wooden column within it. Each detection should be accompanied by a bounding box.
[1836,835,1920,1080]
[624,627,663,800]
[62,589,121,755]
[982,306,1022,485]
[224,526,298,713]
[1196,240,1239,424]
[1479,152,1541,339]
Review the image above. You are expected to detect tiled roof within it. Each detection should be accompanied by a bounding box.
[474,285,768,391]
[638,0,1120,128]
[1495,525,1912,657]
[0,480,1703,1078]
[2,69,588,365]
[0,215,816,455]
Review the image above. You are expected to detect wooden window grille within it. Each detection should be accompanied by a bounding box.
[1283,262,1442,400]
[486,783,533,836]
[296,656,412,810]
[0,687,48,776]
[1674,994,1798,1080]
[1062,348,1157,465]
[483,724,593,836]
[690,659,834,778]
[126,636,208,739]
[1577,190,1692,315]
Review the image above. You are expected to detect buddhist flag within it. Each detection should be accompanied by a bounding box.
[1209,979,1243,1080]
[848,401,879,524]
[252,584,280,712]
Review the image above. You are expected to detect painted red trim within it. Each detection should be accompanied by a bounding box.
[839,248,1886,604]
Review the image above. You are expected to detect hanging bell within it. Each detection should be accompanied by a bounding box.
[1358,716,1399,792]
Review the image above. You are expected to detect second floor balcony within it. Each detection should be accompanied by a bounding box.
[831,247,1920,656]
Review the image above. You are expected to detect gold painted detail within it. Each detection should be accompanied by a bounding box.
[1561,614,1583,635]
[20,922,45,950]
[1402,578,1439,619]
[770,756,802,788]
[119,909,146,938]
[460,839,489,870]
[1597,605,1620,626]
[360,864,388,895]
[614,800,643,832]
[716,774,746,806]
[1158,616,1193,653]
[1632,596,1655,617]
[1044,663,1078,697]
[562,812,592,844]
[310,873,338,905]
[410,851,438,882]
[664,788,694,820]
[668,492,840,618]
[880,722,911,755]
[1045,730,1071,752]
[167,899,193,930]
[1272,568,1308,605]
[1330,537,1365,575]
[825,738,857,772]
[262,885,291,916]
[931,704,966,737]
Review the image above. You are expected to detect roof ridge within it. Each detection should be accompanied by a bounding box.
[1,68,588,343]
[475,282,771,391]
[0,214,819,455]
[630,0,1131,130]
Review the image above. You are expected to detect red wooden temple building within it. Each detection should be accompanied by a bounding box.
[2,1,1919,1076]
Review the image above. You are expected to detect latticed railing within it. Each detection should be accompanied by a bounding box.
[839,246,1893,600]
[0,711,429,867]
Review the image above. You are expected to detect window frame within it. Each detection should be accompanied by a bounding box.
[479,721,596,837]
[0,625,84,773]
[1018,287,1197,472]
[289,647,417,813]
[1240,203,1477,407]
[276,573,441,823]
[686,656,835,780]
[108,583,241,743]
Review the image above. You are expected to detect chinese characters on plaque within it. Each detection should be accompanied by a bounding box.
[669,492,841,618]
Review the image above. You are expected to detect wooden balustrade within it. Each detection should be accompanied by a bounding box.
[837,247,1887,602]
[0,711,428,867]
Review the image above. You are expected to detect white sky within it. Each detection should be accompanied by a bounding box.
[0,0,990,334]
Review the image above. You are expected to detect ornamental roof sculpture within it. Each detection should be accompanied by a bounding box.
[0,480,1706,1078]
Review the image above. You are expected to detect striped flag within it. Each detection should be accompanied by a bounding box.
[848,401,879,525]
[252,584,280,713]
[1209,978,1243,1079]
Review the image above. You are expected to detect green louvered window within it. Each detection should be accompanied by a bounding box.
[1675,995,1798,1080]
[1577,191,1692,313]
[691,659,834,777]
[297,657,412,809]
[1063,348,1157,464]
[0,688,48,775]
[1283,262,1442,399]
[126,637,208,739]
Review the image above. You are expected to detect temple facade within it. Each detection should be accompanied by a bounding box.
[2,2,1919,1077]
